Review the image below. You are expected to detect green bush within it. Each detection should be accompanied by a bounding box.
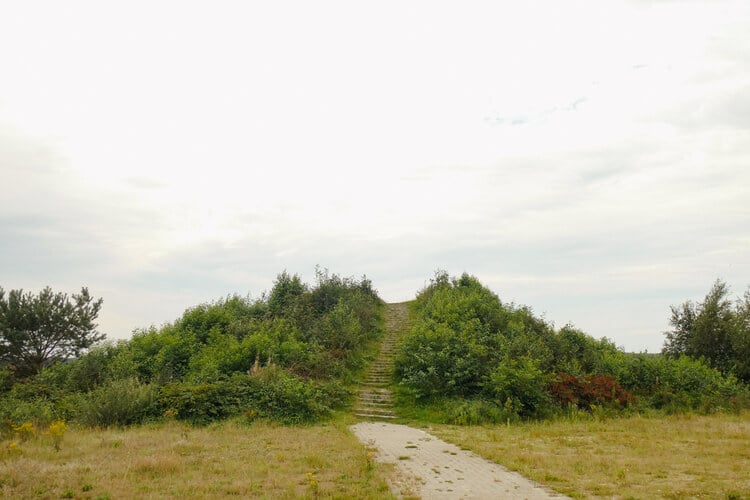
[600,350,750,414]
[396,273,564,402]
[244,367,332,424]
[178,295,266,343]
[395,319,489,398]
[157,377,252,425]
[156,368,347,426]
[268,271,308,319]
[413,272,505,335]
[0,396,55,428]
[484,357,550,418]
[75,378,157,427]
[126,325,197,383]
[185,329,253,383]
[551,326,620,375]
[446,399,507,425]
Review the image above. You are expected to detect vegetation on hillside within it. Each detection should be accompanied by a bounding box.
[394,271,749,424]
[2,270,747,430]
[0,269,383,427]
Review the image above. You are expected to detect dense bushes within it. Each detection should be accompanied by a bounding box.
[73,378,157,427]
[0,269,382,427]
[155,368,347,425]
[548,373,633,409]
[602,352,746,413]
[4,269,746,429]
[395,272,748,423]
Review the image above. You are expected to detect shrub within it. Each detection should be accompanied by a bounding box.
[76,378,157,427]
[414,272,505,334]
[0,396,55,427]
[446,399,507,425]
[395,320,488,398]
[59,343,124,392]
[157,378,251,425]
[244,367,331,424]
[485,357,551,418]
[178,295,264,343]
[648,388,693,414]
[127,325,197,383]
[551,326,620,375]
[268,271,308,318]
[602,352,748,411]
[157,368,342,426]
[548,373,633,410]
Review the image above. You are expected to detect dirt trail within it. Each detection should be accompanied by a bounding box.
[351,303,569,499]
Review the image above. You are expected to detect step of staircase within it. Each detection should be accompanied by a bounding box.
[358,392,392,401]
[358,393,392,400]
[354,412,397,420]
[358,396,393,403]
[361,381,391,388]
[356,401,391,408]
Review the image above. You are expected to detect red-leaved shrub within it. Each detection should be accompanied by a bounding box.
[548,373,633,409]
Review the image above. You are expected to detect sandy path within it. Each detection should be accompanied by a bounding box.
[351,422,569,499]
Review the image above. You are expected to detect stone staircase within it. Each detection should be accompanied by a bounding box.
[354,302,409,420]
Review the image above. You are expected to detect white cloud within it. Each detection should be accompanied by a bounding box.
[1,0,749,351]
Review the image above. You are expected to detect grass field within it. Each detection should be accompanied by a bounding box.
[430,411,750,499]
[0,417,395,499]
[3,412,748,499]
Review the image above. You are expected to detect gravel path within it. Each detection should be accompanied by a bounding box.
[351,422,569,499]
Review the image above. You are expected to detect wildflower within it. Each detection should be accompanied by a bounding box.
[306,471,319,496]
[13,421,36,442]
[48,420,68,451]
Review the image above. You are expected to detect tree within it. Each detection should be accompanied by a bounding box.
[663,300,696,359]
[688,280,735,373]
[663,279,750,381]
[0,287,104,378]
[731,289,750,381]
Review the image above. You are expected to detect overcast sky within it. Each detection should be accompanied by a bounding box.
[1,0,748,352]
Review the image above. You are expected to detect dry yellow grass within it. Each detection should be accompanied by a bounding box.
[4,412,748,498]
[0,419,395,499]
[429,411,750,499]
